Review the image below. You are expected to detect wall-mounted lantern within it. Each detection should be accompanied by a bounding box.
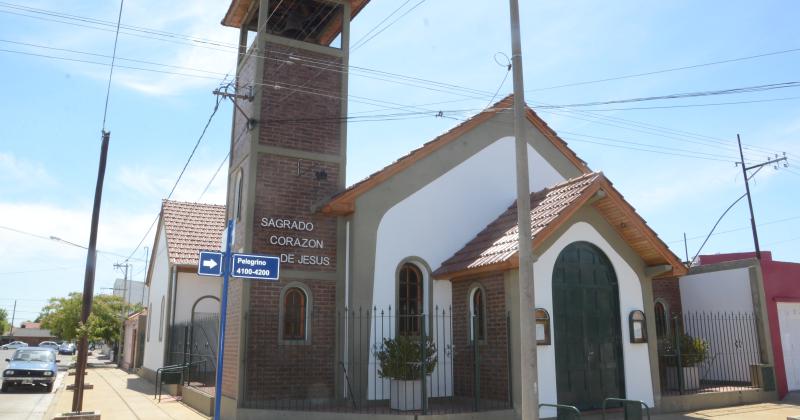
[629,310,647,343]
[535,308,551,345]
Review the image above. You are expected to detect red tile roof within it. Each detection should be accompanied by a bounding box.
[161,200,226,266]
[433,171,687,280]
[434,173,601,278]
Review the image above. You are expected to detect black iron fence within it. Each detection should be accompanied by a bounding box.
[165,313,219,388]
[241,306,512,414]
[656,311,762,395]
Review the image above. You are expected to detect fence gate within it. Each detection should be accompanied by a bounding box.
[657,311,761,395]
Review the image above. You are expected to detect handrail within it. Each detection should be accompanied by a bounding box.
[539,403,581,419]
[154,360,209,402]
[602,398,651,420]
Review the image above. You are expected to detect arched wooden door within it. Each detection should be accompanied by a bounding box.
[553,241,625,410]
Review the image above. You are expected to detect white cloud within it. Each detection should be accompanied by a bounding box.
[0,152,55,186]
[115,160,228,205]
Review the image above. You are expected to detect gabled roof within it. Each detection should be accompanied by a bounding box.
[433,172,687,280]
[222,0,371,30]
[320,95,590,215]
[160,200,226,267]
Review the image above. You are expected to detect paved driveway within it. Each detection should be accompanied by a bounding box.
[0,348,70,420]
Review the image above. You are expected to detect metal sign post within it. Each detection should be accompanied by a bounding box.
[213,220,233,420]
[210,223,280,420]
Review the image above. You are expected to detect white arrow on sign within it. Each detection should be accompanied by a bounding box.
[202,259,218,269]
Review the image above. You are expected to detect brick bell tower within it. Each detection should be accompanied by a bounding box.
[219,0,369,414]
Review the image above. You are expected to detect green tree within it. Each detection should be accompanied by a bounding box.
[0,308,8,335]
[39,293,137,342]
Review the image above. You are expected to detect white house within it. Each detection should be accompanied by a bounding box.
[141,200,225,383]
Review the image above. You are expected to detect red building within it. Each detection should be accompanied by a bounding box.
[695,252,800,399]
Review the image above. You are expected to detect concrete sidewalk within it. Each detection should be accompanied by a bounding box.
[45,356,208,420]
[584,400,800,420]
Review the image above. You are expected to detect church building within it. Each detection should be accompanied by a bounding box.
[217,1,686,418]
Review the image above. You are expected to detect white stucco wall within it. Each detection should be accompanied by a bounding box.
[174,273,221,324]
[534,222,654,415]
[679,267,758,382]
[679,267,753,313]
[367,136,565,399]
[143,226,170,372]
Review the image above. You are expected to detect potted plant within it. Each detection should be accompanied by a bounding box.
[663,334,709,390]
[376,335,437,411]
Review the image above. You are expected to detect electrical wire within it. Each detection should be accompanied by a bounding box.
[526,46,800,92]
[668,215,800,245]
[0,225,144,261]
[100,0,123,130]
[123,94,224,262]
[352,0,428,50]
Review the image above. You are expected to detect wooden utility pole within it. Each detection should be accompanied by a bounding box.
[72,131,110,413]
[509,0,539,419]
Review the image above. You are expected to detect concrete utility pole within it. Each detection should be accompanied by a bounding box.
[509,0,539,419]
[736,134,788,260]
[114,262,131,364]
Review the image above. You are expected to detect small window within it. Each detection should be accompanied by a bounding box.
[283,288,307,340]
[654,300,669,339]
[535,308,551,345]
[398,263,423,336]
[159,296,165,342]
[234,169,244,221]
[469,286,486,342]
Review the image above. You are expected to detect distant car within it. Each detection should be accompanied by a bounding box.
[1,347,59,392]
[39,341,59,351]
[1,341,28,350]
[58,343,76,355]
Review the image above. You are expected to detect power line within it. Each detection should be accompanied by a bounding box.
[574,96,800,112]
[0,266,83,275]
[536,81,800,109]
[668,215,800,245]
[0,39,229,76]
[0,225,144,261]
[124,93,225,262]
[526,46,800,92]
[350,0,412,49]
[352,0,428,50]
[100,0,123,130]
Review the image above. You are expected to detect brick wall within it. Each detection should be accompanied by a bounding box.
[238,39,344,404]
[652,276,682,315]
[451,272,509,402]
[244,279,336,401]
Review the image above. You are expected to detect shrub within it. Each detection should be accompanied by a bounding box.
[663,334,709,367]
[376,335,437,380]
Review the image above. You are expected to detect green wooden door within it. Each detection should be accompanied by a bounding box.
[553,241,625,410]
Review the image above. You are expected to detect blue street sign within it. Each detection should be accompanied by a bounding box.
[197,251,223,277]
[231,253,280,280]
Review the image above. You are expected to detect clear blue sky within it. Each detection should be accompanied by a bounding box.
[1,0,798,324]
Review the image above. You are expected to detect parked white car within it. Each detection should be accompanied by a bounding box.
[1,341,28,350]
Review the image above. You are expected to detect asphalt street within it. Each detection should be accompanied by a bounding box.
[0,348,70,420]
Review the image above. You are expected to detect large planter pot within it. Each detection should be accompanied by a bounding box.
[666,366,700,390]
[390,379,423,411]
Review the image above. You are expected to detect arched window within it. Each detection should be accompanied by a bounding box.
[469,286,486,342]
[654,300,670,339]
[283,288,307,340]
[398,263,423,336]
[233,169,244,221]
